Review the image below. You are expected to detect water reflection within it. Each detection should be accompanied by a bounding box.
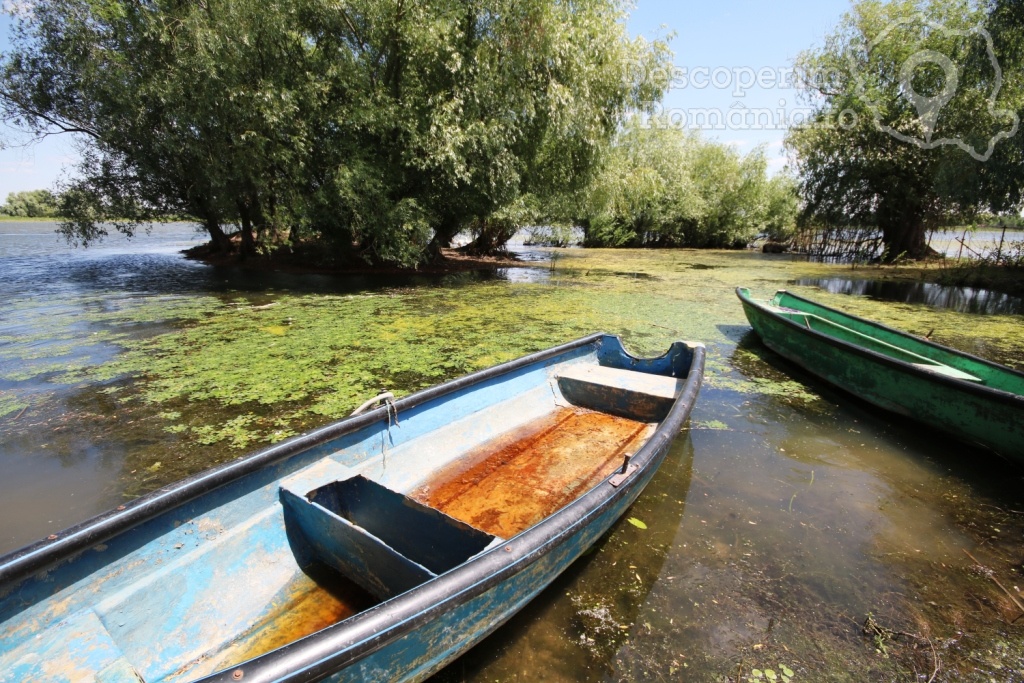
[1,221,552,299]
[794,276,1024,316]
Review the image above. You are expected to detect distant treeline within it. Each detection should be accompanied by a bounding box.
[13,0,1016,265]
[577,119,798,249]
[0,190,59,218]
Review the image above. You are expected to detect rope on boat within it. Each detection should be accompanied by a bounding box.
[351,391,396,416]
[351,391,401,474]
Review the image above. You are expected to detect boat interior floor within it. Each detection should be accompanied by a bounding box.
[194,405,654,679]
[411,406,654,539]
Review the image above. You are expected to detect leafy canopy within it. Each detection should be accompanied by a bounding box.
[0,0,671,265]
[786,0,1023,261]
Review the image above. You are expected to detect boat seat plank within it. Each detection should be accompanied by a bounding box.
[911,363,983,382]
[556,364,683,421]
[280,476,498,602]
[280,486,436,601]
[782,311,984,383]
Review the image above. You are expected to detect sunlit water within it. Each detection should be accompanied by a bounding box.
[1,224,1022,681]
[930,228,1024,259]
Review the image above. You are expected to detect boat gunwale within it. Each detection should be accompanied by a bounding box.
[0,333,618,588]
[194,340,706,683]
[736,287,1024,408]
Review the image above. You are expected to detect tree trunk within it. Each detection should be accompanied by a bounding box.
[238,207,256,258]
[426,217,462,262]
[880,217,928,262]
[205,218,233,253]
[462,221,517,256]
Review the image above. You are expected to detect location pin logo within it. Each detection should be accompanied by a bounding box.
[899,50,959,142]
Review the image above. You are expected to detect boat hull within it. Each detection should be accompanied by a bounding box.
[0,333,705,683]
[737,288,1024,463]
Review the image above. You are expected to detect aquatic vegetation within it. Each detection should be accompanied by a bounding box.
[746,667,794,683]
[691,420,730,430]
[0,390,29,419]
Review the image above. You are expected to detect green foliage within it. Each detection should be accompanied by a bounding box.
[0,0,671,264]
[0,190,59,217]
[976,0,1024,209]
[786,0,1024,261]
[579,118,798,248]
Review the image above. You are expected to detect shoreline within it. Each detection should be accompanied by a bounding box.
[182,242,539,277]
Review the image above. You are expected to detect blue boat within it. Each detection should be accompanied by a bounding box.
[0,333,704,683]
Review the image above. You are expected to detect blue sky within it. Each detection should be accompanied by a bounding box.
[627,0,853,172]
[0,0,853,197]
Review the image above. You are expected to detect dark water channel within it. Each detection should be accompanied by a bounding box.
[1,226,1023,682]
[794,276,1024,316]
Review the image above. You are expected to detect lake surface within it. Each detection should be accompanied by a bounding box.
[930,228,1024,259]
[2,223,1023,681]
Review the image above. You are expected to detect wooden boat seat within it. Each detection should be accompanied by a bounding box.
[280,470,500,601]
[911,363,983,382]
[556,364,683,421]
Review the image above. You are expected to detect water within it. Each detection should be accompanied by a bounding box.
[930,228,1024,259]
[1,227,1023,681]
[794,277,1024,316]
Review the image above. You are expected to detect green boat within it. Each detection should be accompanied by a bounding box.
[736,287,1024,464]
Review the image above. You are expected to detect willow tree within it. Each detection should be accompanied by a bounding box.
[1,0,670,265]
[288,0,672,261]
[977,0,1024,212]
[786,0,1022,261]
[578,118,798,248]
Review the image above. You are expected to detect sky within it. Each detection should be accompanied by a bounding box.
[0,0,853,198]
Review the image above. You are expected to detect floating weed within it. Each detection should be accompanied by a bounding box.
[0,390,29,419]
[4,246,1020,481]
[746,664,794,683]
[697,346,822,410]
[627,518,648,530]
[691,419,730,430]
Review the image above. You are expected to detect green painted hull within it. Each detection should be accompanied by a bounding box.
[736,287,1024,464]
